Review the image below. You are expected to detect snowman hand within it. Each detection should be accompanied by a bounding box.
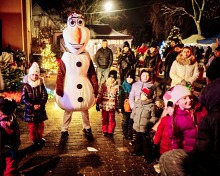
[56,89,63,97]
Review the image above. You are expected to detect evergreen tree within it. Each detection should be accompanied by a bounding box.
[1,66,24,92]
[161,26,183,58]
[0,47,26,118]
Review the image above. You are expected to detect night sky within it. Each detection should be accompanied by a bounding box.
[32,0,220,39]
[32,0,146,29]
[32,0,61,10]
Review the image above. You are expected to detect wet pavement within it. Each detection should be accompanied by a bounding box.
[17,74,158,176]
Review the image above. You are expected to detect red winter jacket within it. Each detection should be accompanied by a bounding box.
[154,115,172,154]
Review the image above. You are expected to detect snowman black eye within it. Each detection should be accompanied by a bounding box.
[69,19,76,27]
[78,19,84,26]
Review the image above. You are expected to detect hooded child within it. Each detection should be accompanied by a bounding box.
[22,62,48,146]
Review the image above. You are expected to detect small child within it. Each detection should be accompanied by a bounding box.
[96,70,120,137]
[153,101,174,156]
[0,97,20,176]
[130,86,157,164]
[129,69,155,145]
[22,62,48,147]
[118,69,136,139]
[169,84,205,152]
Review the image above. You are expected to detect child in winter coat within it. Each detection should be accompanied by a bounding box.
[96,70,120,137]
[153,101,174,156]
[169,84,206,152]
[22,62,48,147]
[130,86,157,164]
[129,69,155,145]
[118,69,136,139]
[129,69,154,110]
[0,97,20,176]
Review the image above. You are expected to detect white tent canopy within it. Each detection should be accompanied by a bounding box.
[182,34,205,45]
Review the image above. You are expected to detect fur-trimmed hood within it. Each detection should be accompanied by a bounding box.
[176,53,196,65]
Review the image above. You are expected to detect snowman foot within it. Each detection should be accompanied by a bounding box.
[60,131,69,141]
[83,128,94,140]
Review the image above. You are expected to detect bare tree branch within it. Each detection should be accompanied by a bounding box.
[161,0,206,35]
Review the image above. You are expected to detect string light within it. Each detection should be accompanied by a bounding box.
[41,44,58,74]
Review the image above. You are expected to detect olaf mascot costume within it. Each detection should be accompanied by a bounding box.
[55,12,98,140]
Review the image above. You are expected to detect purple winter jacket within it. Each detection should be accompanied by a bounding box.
[169,107,198,152]
[129,80,154,109]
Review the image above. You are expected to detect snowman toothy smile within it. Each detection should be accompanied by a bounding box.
[69,43,84,49]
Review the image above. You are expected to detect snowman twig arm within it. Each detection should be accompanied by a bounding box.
[56,60,66,97]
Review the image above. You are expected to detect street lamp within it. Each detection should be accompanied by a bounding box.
[104,1,113,12]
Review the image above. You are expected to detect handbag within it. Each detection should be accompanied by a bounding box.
[124,99,131,112]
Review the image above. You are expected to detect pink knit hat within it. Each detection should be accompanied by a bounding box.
[171,85,191,104]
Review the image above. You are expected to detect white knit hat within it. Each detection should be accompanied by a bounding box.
[171,84,191,105]
[28,62,40,75]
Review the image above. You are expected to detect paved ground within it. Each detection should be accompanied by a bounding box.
[17,74,159,176]
[17,73,206,176]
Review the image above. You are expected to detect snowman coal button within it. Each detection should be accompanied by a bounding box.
[78,97,83,102]
[76,61,82,67]
[77,84,82,89]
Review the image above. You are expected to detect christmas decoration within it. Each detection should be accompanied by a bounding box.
[3,92,22,103]
[161,26,183,58]
[0,46,26,118]
[40,44,58,75]
[1,66,24,92]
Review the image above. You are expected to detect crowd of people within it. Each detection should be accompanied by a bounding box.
[1,36,220,175]
[94,39,220,174]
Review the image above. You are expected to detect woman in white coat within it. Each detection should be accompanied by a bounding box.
[169,46,199,87]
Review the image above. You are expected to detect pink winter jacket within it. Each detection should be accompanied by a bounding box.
[169,106,206,152]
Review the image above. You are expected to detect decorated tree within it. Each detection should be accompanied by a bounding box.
[0,46,26,92]
[0,46,26,118]
[161,26,183,57]
[41,44,58,74]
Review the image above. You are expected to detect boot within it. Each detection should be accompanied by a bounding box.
[129,130,136,146]
[121,114,128,139]
[127,128,133,140]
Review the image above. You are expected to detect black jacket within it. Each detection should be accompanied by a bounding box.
[118,50,136,70]
[22,77,48,122]
[94,47,113,69]
[143,49,161,71]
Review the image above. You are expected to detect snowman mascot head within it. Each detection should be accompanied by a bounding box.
[63,12,90,54]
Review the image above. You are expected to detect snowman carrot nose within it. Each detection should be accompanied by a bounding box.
[73,26,81,44]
